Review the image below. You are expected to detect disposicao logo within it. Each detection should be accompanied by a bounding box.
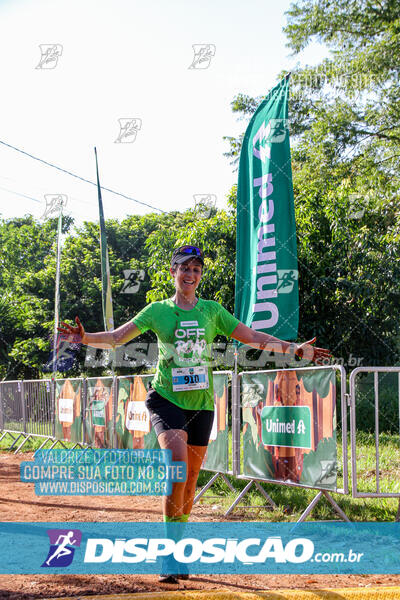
[41,529,82,567]
[83,536,314,565]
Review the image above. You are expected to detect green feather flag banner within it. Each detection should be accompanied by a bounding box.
[95,147,114,332]
[235,75,299,340]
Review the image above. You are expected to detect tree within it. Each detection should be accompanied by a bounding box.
[224,0,400,365]
[0,213,161,379]
[145,208,236,311]
[0,215,70,379]
[0,209,238,379]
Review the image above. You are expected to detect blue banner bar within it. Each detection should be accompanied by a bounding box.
[1,522,399,574]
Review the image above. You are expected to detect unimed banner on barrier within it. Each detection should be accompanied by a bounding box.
[202,373,229,472]
[241,369,337,490]
[85,378,114,448]
[55,379,83,443]
[116,375,159,450]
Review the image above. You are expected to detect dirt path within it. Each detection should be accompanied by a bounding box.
[1,452,400,599]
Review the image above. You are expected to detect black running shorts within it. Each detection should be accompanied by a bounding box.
[145,388,214,446]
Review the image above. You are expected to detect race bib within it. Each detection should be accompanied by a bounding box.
[172,366,209,392]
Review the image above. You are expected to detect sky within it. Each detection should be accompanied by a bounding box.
[0,0,326,225]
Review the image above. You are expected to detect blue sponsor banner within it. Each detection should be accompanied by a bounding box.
[19,449,186,496]
[0,522,399,574]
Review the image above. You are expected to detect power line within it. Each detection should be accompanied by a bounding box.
[0,139,167,214]
[0,185,41,203]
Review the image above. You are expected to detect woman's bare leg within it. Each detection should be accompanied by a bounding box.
[182,444,207,516]
[157,429,188,518]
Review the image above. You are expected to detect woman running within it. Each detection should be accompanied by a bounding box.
[59,244,330,582]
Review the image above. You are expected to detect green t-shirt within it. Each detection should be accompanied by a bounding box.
[132,298,240,411]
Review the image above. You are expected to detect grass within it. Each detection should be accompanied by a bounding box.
[351,431,400,494]
[197,431,400,522]
[0,431,78,451]
[1,420,53,436]
[1,429,399,521]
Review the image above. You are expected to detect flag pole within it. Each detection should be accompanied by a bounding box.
[231,339,240,476]
[52,206,63,375]
[94,146,115,334]
[94,147,116,447]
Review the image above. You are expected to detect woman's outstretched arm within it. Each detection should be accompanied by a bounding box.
[58,316,141,349]
[230,322,331,364]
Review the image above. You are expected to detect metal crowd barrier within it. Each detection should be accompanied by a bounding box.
[349,366,400,520]
[0,379,56,453]
[2,365,400,521]
[85,376,116,448]
[23,380,53,438]
[0,380,25,433]
[194,371,237,503]
[54,377,86,446]
[228,365,349,521]
[116,374,155,450]
[0,372,235,458]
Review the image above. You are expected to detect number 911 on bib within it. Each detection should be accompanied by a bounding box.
[172,367,209,392]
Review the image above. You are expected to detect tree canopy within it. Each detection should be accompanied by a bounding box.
[1,0,399,379]
[224,0,400,366]
[0,207,236,379]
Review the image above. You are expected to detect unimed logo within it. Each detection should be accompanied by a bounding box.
[84,536,314,564]
[42,529,82,567]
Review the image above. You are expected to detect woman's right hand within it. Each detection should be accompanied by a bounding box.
[58,316,86,344]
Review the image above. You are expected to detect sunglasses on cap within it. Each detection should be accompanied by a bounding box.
[175,245,203,257]
[171,245,204,265]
